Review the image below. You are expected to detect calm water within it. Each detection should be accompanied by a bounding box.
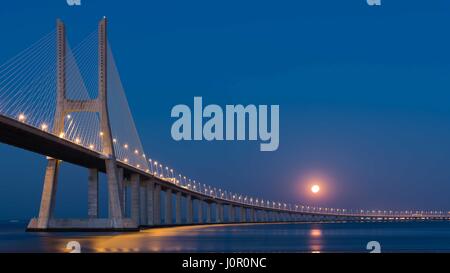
[0,220,449,253]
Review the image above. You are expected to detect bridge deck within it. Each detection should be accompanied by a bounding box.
[1,114,449,225]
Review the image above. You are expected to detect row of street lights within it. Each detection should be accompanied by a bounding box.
[17,112,450,218]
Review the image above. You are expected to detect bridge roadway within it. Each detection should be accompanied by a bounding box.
[1,114,449,230]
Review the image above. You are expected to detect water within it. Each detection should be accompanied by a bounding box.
[0,220,449,253]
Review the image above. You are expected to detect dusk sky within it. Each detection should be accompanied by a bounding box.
[1,0,450,219]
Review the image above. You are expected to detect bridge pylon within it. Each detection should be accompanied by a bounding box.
[27,18,135,231]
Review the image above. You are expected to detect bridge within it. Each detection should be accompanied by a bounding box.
[0,18,448,231]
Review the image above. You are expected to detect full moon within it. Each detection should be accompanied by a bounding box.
[311,185,320,194]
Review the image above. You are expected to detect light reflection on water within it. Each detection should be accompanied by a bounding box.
[1,221,450,253]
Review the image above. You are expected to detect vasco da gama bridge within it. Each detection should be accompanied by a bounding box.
[0,18,448,231]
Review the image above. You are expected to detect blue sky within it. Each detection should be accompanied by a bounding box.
[1,0,450,219]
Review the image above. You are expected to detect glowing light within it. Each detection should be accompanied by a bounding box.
[124,158,128,163]
[310,229,322,237]
[113,138,117,143]
[18,113,26,122]
[75,137,81,144]
[124,144,128,149]
[99,132,104,137]
[41,123,48,131]
[311,185,320,194]
[89,144,94,149]
[59,132,65,138]
[66,114,71,119]
[134,149,139,154]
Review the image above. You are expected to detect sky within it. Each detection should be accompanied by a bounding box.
[1,0,450,219]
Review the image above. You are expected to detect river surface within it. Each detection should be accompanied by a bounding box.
[0,220,449,253]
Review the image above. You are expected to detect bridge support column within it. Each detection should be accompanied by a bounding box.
[122,179,129,217]
[206,203,212,223]
[88,168,99,218]
[219,203,225,223]
[292,213,296,221]
[117,168,125,215]
[154,184,161,225]
[36,159,60,229]
[215,203,221,223]
[250,208,255,222]
[140,180,147,225]
[176,191,182,225]
[165,189,172,225]
[229,205,235,222]
[187,195,193,224]
[146,181,154,226]
[130,174,140,225]
[105,159,125,228]
[197,200,203,223]
[29,18,133,231]
[240,207,245,222]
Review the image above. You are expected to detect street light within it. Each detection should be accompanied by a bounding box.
[41,123,48,131]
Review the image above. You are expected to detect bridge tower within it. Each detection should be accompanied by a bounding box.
[29,18,129,230]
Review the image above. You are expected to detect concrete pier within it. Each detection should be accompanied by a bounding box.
[240,207,245,222]
[131,174,140,225]
[250,208,255,222]
[154,184,161,225]
[206,202,212,223]
[165,189,172,224]
[187,195,193,224]
[146,181,154,225]
[88,168,99,219]
[139,181,147,224]
[117,168,125,214]
[229,205,235,222]
[216,203,222,223]
[197,200,203,223]
[36,159,60,229]
[176,191,182,224]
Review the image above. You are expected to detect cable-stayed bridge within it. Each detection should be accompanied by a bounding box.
[0,18,448,231]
